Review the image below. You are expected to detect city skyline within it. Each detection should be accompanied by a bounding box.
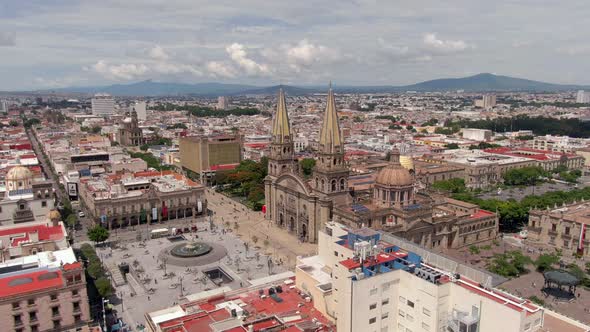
[2,0,590,90]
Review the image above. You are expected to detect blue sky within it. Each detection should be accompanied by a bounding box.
[1,0,589,90]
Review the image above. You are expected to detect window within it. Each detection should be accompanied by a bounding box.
[12,302,20,309]
[422,308,431,317]
[382,282,391,291]
[381,312,389,319]
[334,251,338,257]
[407,314,414,322]
[27,299,35,306]
[31,325,39,332]
[73,302,80,312]
[524,323,531,331]
[72,290,79,297]
[13,314,22,325]
[51,306,59,317]
[50,294,58,301]
[29,311,37,322]
[422,322,430,330]
[369,317,376,324]
[382,298,390,306]
[370,288,378,296]
[381,327,388,332]
[399,310,405,317]
[53,319,61,329]
[407,300,415,308]
[41,201,47,207]
[74,314,81,322]
[369,303,377,310]
[399,296,406,304]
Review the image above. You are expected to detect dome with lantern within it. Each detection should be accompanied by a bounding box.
[5,165,33,191]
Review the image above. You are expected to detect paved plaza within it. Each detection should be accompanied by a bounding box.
[93,219,289,330]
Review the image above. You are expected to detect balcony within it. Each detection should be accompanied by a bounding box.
[527,226,542,234]
[548,229,558,237]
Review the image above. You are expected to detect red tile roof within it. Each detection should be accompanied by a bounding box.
[0,269,64,297]
[468,209,495,220]
[0,224,65,247]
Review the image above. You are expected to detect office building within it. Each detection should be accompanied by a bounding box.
[0,100,7,113]
[133,101,147,121]
[217,96,230,110]
[461,128,493,141]
[475,95,497,109]
[179,134,242,182]
[91,93,115,116]
[576,90,590,103]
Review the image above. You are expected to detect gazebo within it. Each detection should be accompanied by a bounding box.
[542,270,580,300]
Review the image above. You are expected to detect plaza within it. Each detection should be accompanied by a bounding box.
[92,219,289,330]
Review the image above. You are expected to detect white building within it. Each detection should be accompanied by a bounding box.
[295,222,565,332]
[133,101,147,121]
[461,128,493,141]
[0,100,7,113]
[475,95,497,109]
[576,90,590,103]
[91,93,115,116]
[217,96,230,110]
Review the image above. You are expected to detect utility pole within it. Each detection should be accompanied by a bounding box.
[102,298,109,332]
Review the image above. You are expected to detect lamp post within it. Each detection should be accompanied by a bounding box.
[179,276,184,297]
[102,298,109,332]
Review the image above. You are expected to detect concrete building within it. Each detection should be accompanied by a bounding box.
[179,134,242,182]
[461,128,493,141]
[78,170,206,229]
[484,147,585,172]
[217,96,230,110]
[295,222,560,332]
[91,94,115,116]
[0,212,90,332]
[576,90,590,104]
[133,101,147,121]
[0,165,55,225]
[475,95,496,109]
[530,135,590,153]
[528,200,590,258]
[0,100,7,113]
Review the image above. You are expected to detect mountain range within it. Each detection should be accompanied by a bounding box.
[30,73,590,96]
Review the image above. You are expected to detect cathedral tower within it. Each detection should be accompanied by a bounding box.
[312,85,349,196]
[267,88,296,178]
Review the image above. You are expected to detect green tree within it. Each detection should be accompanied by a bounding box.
[65,214,77,228]
[9,120,19,127]
[90,125,101,134]
[503,166,547,186]
[95,277,113,297]
[87,260,104,279]
[300,158,316,177]
[444,143,460,150]
[488,251,532,277]
[432,178,466,193]
[535,253,560,272]
[87,225,110,244]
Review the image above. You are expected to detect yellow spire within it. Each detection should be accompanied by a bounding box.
[272,88,291,143]
[319,85,343,154]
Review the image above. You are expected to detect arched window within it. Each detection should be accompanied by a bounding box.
[340,179,345,190]
[331,179,336,192]
[315,177,319,188]
[321,179,325,190]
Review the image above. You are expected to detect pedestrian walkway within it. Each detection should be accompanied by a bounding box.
[107,262,126,286]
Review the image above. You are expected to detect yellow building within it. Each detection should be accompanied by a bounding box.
[179,134,242,181]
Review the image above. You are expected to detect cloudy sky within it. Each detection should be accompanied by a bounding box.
[1,0,589,90]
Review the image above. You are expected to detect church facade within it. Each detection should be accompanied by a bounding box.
[264,88,499,249]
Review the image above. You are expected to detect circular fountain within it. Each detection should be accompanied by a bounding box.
[170,242,213,258]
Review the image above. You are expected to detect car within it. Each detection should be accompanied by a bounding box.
[78,211,85,218]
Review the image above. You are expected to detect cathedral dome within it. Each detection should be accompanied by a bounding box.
[48,209,61,221]
[375,165,414,187]
[6,165,32,182]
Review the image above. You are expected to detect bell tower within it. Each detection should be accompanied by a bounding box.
[312,85,349,196]
[267,88,295,178]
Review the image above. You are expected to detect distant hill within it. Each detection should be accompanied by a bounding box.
[25,73,590,96]
[395,73,588,92]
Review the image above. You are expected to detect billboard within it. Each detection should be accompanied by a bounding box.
[67,182,78,200]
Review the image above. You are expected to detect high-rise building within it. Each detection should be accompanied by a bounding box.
[91,93,115,116]
[133,101,147,121]
[0,100,7,113]
[475,95,496,109]
[179,134,243,183]
[576,90,590,103]
[217,96,229,110]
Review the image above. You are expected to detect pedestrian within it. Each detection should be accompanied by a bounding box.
[148,296,151,300]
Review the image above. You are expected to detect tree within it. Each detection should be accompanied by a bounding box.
[251,235,259,245]
[487,251,532,277]
[95,277,113,297]
[300,158,316,177]
[535,253,560,272]
[87,225,110,244]
[65,215,77,228]
[87,261,104,279]
[503,166,547,186]
[432,178,466,193]
[90,125,102,134]
[444,143,460,150]
[9,120,19,127]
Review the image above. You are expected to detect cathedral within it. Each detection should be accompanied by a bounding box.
[264,88,499,250]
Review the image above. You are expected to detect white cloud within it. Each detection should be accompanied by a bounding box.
[556,45,590,56]
[423,33,469,53]
[206,61,236,78]
[0,32,16,46]
[148,45,169,60]
[285,39,339,68]
[225,43,270,76]
[89,60,149,80]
